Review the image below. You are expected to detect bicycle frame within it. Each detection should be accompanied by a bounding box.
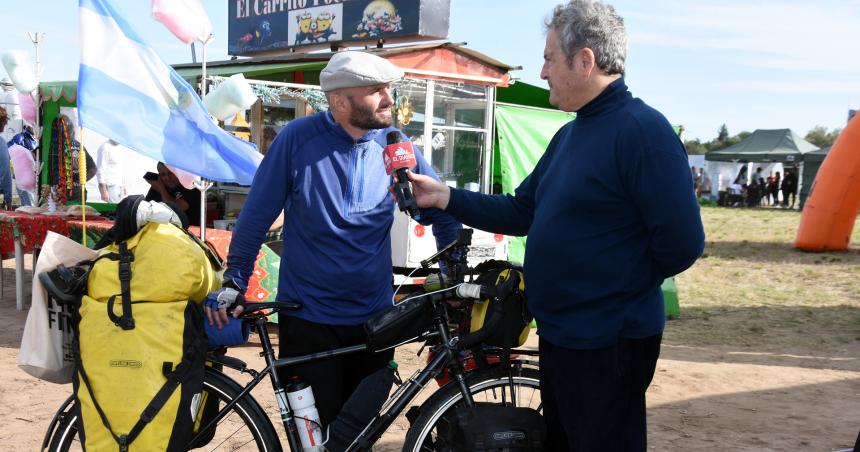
[192,298,482,452]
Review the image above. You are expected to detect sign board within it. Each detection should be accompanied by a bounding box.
[228,0,450,56]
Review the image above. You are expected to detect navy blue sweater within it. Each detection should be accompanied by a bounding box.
[448,78,704,349]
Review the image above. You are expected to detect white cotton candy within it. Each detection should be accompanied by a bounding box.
[203,73,258,121]
[1,51,38,93]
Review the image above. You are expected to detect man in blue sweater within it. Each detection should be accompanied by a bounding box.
[408,1,704,450]
[206,51,460,426]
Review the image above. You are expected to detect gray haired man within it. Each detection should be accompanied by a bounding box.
[406,1,704,450]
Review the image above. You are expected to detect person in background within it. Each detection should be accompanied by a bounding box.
[770,171,781,206]
[406,1,705,449]
[0,107,14,210]
[8,124,37,154]
[7,124,38,206]
[782,169,797,209]
[96,139,126,203]
[207,51,461,427]
[144,162,201,226]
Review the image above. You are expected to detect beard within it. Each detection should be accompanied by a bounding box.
[347,98,392,130]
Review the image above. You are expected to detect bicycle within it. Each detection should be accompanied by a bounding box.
[41,233,541,451]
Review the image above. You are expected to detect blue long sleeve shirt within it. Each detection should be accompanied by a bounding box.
[225,111,461,325]
[0,141,13,203]
[447,78,704,349]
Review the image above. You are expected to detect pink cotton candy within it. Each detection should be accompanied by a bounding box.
[9,144,36,191]
[151,0,213,44]
[19,92,36,124]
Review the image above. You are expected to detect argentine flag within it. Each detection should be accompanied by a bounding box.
[78,0,261,185]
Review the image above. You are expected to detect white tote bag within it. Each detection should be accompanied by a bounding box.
[19,231,99,384]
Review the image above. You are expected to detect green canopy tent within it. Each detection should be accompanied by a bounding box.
[799,145,831,208]
[705,129,819,208]
[705,129,819,164]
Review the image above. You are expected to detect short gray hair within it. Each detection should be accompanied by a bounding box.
[545,0,628,75]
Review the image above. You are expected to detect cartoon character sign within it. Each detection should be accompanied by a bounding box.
[295,12,313,44]
[311,12,337,42]
[291,6,342,45]
[353,0,403,38]
[236,20,272,50]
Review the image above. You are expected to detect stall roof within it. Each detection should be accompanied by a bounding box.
[705,129,819,163]
[40,81,78,103]
[174,61,327,80]
[173,42,518,85]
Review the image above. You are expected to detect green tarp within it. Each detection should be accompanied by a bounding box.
[705,129,819,163]
[799,145,831,208]
[494,104,575,263]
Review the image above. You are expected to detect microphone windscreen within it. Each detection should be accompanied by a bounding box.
[383,140,417,174]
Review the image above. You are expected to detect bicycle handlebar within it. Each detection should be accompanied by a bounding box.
[401,274,519,350]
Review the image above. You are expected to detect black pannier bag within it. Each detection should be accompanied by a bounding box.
[365,295,434,351]
[439,402,546,451]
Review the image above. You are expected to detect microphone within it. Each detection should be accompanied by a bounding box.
[383,131,421,220]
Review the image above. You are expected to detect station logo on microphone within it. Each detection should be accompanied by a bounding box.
[389,143,415,166]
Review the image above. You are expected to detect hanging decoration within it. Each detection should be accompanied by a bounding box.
[396,95,414,126]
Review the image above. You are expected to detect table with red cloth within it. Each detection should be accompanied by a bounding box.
[0,211,76,309]
[0,211,72,259]
[65,219,280,303]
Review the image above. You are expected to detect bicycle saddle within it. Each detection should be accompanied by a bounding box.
[39,264,89,305]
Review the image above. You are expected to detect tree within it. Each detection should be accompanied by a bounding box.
[805,125,842,148]
[684,139,708,155]
[716,124,729,144]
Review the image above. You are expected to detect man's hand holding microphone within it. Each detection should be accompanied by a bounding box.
[383,131,451,212]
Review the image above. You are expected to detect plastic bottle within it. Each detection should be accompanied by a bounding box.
[286,378,323,451]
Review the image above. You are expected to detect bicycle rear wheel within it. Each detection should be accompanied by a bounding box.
[402,364,542,452]
[45,369,282,451]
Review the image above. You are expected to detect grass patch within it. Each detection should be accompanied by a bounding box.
[668,206,860,353]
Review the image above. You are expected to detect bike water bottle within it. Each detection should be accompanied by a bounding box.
[286,378,324,451]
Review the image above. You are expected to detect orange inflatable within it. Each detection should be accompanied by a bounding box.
[795,114,860,251]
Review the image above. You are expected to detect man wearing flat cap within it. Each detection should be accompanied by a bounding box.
[211,51,460,425]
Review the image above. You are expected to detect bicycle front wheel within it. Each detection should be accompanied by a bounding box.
[46,369,282,451]
[402,365,541,452]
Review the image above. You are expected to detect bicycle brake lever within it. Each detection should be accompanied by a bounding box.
[416,341,428,357]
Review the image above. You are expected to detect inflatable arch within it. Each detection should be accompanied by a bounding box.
[795,114,860,251]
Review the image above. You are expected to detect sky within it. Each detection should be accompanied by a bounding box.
[0,0,858,141]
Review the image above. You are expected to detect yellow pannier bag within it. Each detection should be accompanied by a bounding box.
[470,264,531,349]
[74,222,221,451]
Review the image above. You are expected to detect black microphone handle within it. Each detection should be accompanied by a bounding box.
[394,167,421,220]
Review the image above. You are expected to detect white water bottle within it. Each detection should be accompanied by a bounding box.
[286,379,324,451]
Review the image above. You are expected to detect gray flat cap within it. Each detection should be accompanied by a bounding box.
[320,51,404,92]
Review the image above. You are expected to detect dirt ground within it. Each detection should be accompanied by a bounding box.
[2,208,860,451]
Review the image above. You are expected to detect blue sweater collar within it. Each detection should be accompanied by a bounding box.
[322,111,384,143]
[577,78,631,118]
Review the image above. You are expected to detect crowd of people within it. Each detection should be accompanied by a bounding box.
[693,165,798,209]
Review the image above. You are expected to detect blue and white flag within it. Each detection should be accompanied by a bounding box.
[78,0,261,185]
